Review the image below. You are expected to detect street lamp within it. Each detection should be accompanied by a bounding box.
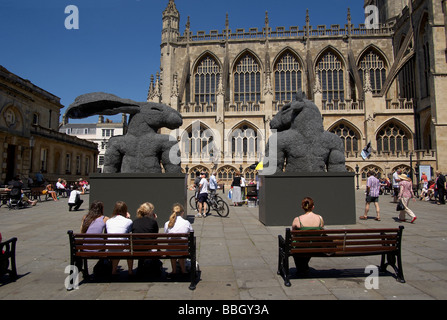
[355,164,360,190]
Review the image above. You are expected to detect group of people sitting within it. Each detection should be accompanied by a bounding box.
[80,200,193,277]
[78,195,320,277]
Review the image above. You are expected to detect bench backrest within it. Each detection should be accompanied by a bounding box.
[285,226,404,256]
[67,231,195,259]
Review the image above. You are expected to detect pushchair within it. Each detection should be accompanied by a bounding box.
[7,187,27,210]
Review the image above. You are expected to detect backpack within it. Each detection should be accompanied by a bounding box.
[10,187,21,198]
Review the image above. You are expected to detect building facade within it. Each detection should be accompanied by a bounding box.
[147,0,445,188]
[0,66,98,185]
[59,115,128,173]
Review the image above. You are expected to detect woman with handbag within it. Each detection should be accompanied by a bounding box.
[398,174,417,223]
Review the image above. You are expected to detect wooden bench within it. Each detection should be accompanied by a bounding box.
[0,237,18,280]
[67,230,198,290]
[277,226,405,286]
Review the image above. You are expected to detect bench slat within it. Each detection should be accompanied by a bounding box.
[290,245,397,254]
[291,234,398,242]
[76,251,191,258]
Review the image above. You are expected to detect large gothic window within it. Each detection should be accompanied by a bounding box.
[194,55,221,104]
[233,53,261,103]
[181,122,216,160]
[358,50,387,94]
[274,52,303,103]
[316,51,345,102]
[231,124,258,159]
[376,122,411,153]
[330,123,359,153]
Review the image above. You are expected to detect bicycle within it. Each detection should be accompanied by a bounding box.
[195,192,230,217]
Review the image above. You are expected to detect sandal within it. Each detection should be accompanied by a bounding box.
[359,216,367,220]
[374,217,381,221]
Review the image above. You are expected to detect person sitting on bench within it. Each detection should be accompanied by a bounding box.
[291,197,325,273]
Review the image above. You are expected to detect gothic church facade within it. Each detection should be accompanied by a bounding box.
[149,0,446,187]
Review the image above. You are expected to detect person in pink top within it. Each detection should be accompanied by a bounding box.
[398,174,417,223]
[360,172,381,221]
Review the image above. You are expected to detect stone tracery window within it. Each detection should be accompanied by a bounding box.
[274,51,302,103]
[316,51,345,102]
[230,124,258,159]
[194,55,221,104]
[361,165,383,180]
[181,122,215,160]
[217,165,238,182]
[330,123,359,153]
[358,50,387,94]
[376,122,411,153]
[233,53,261,103]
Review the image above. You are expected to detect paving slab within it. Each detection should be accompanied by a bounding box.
[1,188,447,302]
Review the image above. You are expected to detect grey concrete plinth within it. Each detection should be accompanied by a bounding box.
[88,173,187,222]
[258,172,356,226]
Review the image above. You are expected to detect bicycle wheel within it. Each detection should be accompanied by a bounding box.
[215,200,230,217]
[196,200,210,215]
[189,195,197,210]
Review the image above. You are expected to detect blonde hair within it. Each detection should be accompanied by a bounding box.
[136,202,155,219]
[168,203,185,229]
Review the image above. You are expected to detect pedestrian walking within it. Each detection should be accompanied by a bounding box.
[360,172,381,221]
[392,169,402,203]
[435,170,446,205]
[398,174,417,223]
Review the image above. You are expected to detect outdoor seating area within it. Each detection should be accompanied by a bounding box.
[67,231,198,290]
[1,188,447,300]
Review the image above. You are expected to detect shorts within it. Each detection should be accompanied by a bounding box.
[198,193,208,203]
[366,196,379,203]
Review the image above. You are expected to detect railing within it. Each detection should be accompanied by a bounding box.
[177,23,393,43]
[385,98,414,110]
[322,99,364,112]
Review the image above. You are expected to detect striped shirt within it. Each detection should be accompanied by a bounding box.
[367,175,381,197]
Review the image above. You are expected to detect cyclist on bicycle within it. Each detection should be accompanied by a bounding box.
[197,172,209,218]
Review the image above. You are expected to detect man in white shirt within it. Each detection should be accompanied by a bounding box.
[56,178,69,197]
[68,186,85,211]
[209,172,218,200]
[197,172,209,218]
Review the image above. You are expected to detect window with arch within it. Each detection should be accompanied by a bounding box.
[230,124,258,158]
[419,15,430,98]
[233,53,261,103]
[189,166,210,180]
[358,50,387,94]
[361,165,383,180]
[316,51,345,102]
[376,122,411,153]
[194,55,221,104]
[217,165,238,182]
[330,123,359,153]
[274,51,303,103]
[181,122,216,160]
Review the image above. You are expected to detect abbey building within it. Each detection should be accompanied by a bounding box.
[149,0,447,187]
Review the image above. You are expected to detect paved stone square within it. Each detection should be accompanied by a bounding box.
[1,188,446,300]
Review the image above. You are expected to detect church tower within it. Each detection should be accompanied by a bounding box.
[159,0,180,106]
[162,0,180,44]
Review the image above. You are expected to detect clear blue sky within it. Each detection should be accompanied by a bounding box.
[0,0,366,123]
